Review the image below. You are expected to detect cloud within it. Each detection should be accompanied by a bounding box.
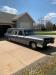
[44,13,56,21]
[43,13,56,25]
[0,6,18,14]
[51,0,56,4]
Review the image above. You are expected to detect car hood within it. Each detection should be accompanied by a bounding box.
[25,35,53,40]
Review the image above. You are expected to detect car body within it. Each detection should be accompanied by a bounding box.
[5,28,54,48]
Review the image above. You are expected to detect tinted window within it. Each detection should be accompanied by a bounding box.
[7,29,12,34]
[18,31,23,35]
[24,30,34,35]
[15,31,17,35]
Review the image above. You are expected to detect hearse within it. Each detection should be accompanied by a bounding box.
[5,28,54,48]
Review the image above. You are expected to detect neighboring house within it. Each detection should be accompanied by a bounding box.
[0,12,16,27]
[12,12,34,29]
[0,12,16,37]
[0,12,34,37]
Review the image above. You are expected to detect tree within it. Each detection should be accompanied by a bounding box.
[53,24,56,30]
[45,21,53,30]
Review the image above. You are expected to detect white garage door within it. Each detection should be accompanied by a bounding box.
[20,22,32,29]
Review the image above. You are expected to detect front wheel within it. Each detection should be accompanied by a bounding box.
[31,42,37,49]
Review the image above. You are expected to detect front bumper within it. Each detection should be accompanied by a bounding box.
[35,37,55,48]
[44,37,55,43]
[43,37,55,47]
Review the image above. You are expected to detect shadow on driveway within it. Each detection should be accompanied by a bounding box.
[8,40,56,56]
[35,46,56,55]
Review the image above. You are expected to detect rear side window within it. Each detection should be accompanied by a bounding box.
[11,30,15,35]
[18,31,23,35]
[7,29,12,34]
[11,30,18,35]
[15,31,17,35]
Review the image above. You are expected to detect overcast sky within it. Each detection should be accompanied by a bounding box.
[0,0,56,23]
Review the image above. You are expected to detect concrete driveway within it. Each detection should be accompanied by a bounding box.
[0,36,56,75]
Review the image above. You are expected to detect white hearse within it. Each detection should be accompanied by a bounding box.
[5,28,54,48]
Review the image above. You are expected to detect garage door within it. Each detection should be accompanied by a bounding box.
[20,22,32,29]
[0,25,11,37]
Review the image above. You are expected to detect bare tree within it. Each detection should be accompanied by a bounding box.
[45,21,53,30]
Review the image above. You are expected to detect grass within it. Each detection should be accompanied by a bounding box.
[23,55,56,75]
[35,31,56,35]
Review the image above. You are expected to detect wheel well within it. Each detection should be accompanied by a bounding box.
[29,41,35,46]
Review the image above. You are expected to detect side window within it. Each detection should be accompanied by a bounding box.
[11,30,15,35]
[18,31,23,35]
[15,31,17,35]
[7,29,12,34]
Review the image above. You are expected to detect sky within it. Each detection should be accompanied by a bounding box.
[0,0,56,23]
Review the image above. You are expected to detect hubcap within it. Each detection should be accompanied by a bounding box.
[31,43,36,49]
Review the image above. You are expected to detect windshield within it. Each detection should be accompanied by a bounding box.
[24,30,34,36]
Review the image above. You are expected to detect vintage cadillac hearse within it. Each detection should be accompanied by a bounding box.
[5,28,54,48]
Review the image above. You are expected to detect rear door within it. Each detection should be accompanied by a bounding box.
[9,30,18,41]
[17,30,25,44]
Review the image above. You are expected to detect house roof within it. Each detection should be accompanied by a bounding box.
[0,12,35,26]
[0,11,16,24]
[12,12,35,22]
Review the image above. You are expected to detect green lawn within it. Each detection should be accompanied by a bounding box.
[35,31,56,35]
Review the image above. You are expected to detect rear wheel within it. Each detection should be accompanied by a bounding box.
[31,42,37,49]
[7,37,11,41]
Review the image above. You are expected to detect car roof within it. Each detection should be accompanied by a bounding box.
[8,28,33,31]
